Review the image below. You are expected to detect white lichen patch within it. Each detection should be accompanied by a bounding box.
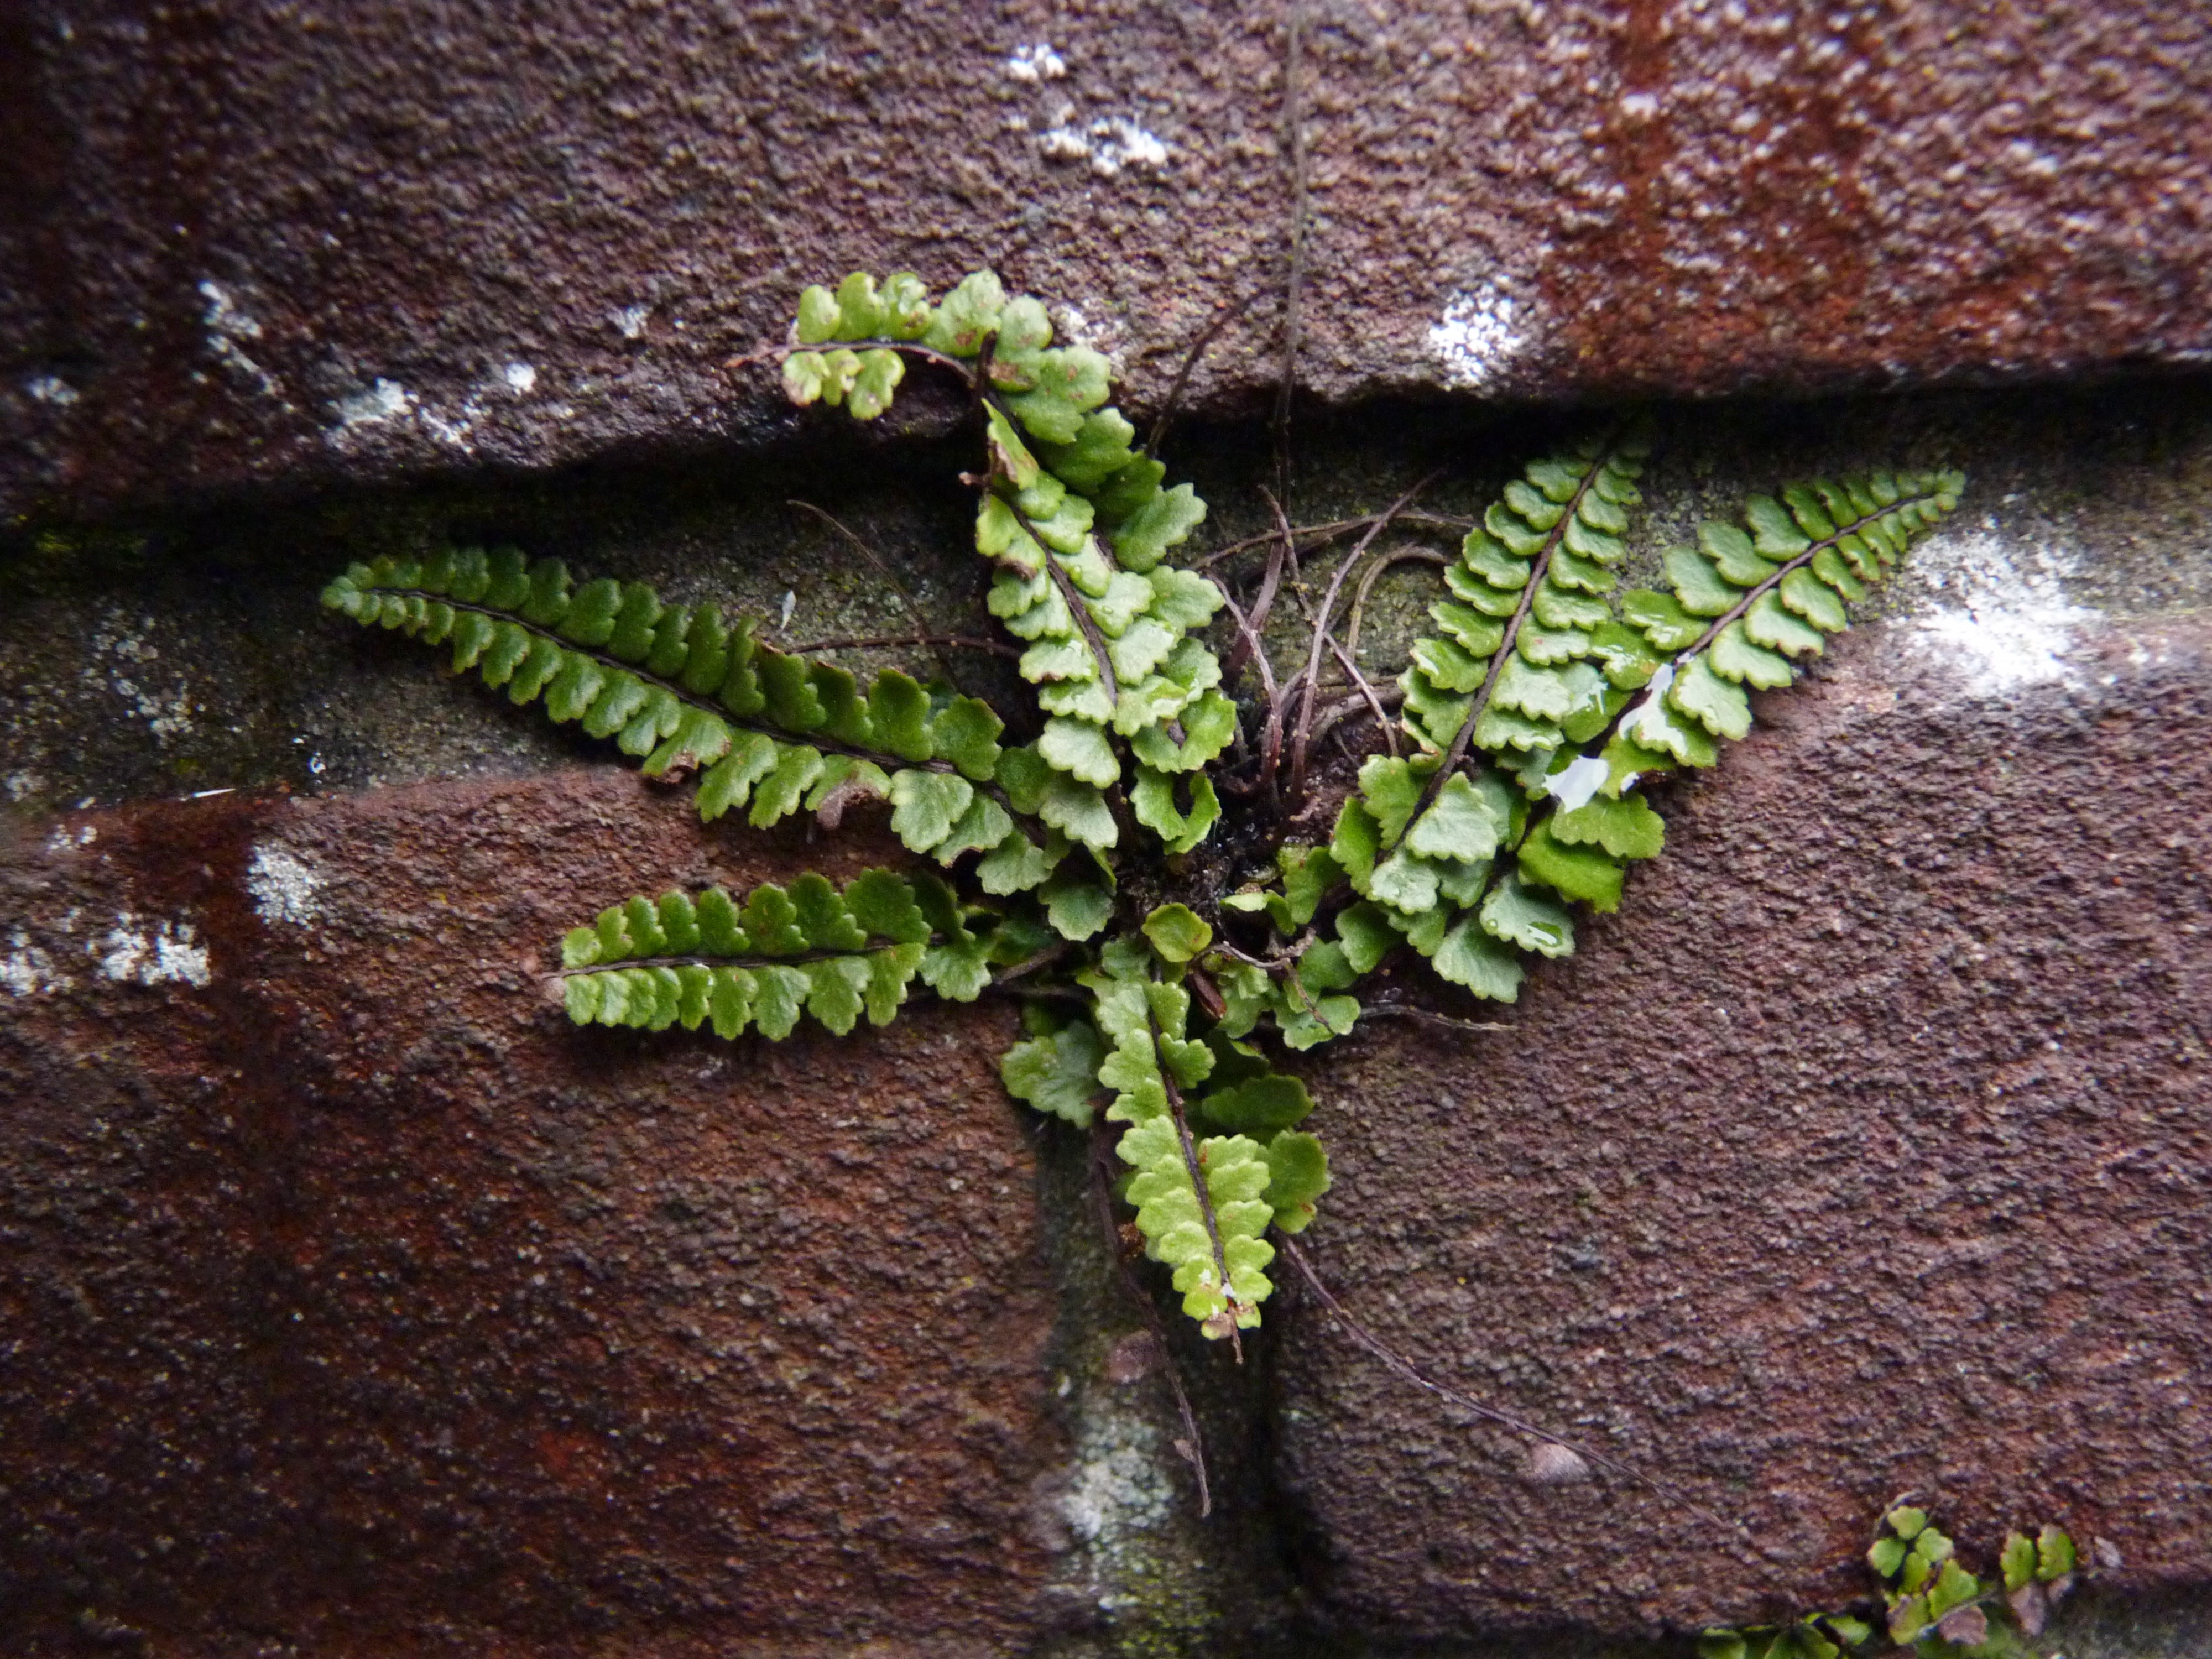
[25,374,80,406]
[199,279,262,343]
[198,279,290,405]
[1045,1391,1210,1635]
[1040,123,1092,164]
[503,361,537,393]
[614,304,651,341]
[246,843,323,927]
[335,378,413,427]
[415,398,483,452]
[1004,41,1067,82]
[1620,661,1678,753]
[1086,118,1170,178]
[2,929,61,997]
[1055,303,1128,372]
[81,611,199,742]
[1900,520,2098,694]
[327,367,505,452]
[1035,109,1173,178]
[139,687,195,739]
[1060,1404,1175,1548]
[95,915,212,989]
[1430,281,1532,392]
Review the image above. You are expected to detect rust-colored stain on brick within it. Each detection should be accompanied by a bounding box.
[0,770,1064,1653]
[4,2,2207,514]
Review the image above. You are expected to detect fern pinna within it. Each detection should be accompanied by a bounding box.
[326,268,1961,1395]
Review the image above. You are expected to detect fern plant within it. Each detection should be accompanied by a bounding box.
[326,267,1962,1390]
[1699,1505,2085,1657]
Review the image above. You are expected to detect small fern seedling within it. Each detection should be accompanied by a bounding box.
[1698,1503,2086,1656]
[325,267,1963,1498]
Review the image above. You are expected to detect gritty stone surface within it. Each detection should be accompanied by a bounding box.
[4,0,2209,516]
[4,378,2212,1653]
[0,773,1073,1655]
[1274,615,2212,1638]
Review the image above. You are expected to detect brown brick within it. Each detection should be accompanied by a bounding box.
[6,2,2208,514]
[1273,617,2212,1638]
[0,769,1070,1653]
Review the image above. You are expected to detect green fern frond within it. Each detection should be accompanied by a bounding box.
[1228,463,1963,1034]
[1594,469,1965,796]
[556,868,1015,1039]
[1046,911,1337,1334]
[320,549,1087,890]
[1186,1031,1332,1234]
[779,267,1235,857]
[1705,1507,2078,1659]
[1697,1613,1874,1659]
[1449,468,1958,958]
[1000,1005,1109,1126]
[1089,969,1272,1337]
[1082,450,1955,1322]
[1287,434,1650,1000]
[1212,842,1379,1044]
[781,270,937,416]
[1399,430,1652,765]
[1514,469,1963,910]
